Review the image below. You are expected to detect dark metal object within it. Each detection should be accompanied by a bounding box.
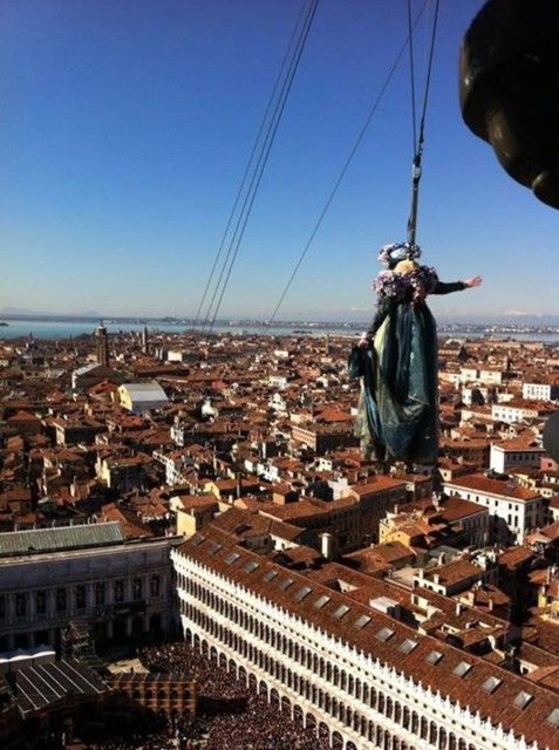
[460,0,559,209]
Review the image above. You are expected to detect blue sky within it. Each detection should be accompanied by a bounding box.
[2,0,557,323]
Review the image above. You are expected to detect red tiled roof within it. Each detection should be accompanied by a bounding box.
[446,473,541,501]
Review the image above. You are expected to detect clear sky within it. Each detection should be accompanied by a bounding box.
[2,0,558,324]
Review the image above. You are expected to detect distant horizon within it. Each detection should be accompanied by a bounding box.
[3,308,559,329]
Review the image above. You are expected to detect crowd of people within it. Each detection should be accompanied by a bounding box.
[202,693,338,750]
[42,638,346,750]
[138,640,339,750]
[139,641,248,700]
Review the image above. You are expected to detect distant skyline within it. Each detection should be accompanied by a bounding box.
[4,306,559,328]
[2,1,558,323]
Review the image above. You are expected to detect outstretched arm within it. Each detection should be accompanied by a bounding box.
[433,276,483,295]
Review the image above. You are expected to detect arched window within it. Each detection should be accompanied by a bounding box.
[75,584,86,610]
[403,706,410,730]
[132,578,143,601]
[15,593,27,617]
[150,574,160,596]
[56,588,67,613]
[386,696,393,719]
[430,722,438,744]
[113,580,124,603]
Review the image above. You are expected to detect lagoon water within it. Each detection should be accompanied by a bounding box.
[1,318,559,344]
[0,318,360,340]
[0,319,192,340]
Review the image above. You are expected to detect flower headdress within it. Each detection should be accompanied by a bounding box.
[378,242,422,265]
[372,246,438,304]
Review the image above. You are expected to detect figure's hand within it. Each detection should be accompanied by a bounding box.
[463,276,483,287]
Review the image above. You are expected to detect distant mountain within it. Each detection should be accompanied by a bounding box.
[0,308,103,319]
[0,307,39,316]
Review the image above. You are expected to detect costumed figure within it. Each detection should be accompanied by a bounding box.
[352,242,482,470]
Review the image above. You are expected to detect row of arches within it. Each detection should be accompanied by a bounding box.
[180,581,370,699]
[181,600,482,750]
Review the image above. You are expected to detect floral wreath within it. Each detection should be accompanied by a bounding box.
[372,264,439,305]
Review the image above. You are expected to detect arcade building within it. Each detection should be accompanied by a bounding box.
[172,526,558,750]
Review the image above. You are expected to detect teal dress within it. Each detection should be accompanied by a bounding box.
[354,266,466,465]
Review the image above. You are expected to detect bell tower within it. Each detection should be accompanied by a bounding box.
[95,322,109,366]
[142,325,149,354]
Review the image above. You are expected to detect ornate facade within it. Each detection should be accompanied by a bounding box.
[172,529,558,750]
[0,524,179,652]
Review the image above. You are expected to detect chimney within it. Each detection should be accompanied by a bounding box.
[321,532,336,561]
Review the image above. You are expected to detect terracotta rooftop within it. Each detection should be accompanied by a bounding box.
[445,473,542,501]
[176,528,559,748]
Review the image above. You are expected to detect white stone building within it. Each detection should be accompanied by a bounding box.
[442,473,546,544]
[153,447,190,486]
[491,400,549,425]
[268,375,288,390]
[117,381,169,414]
[172,529,557,750]
[490,440,546,474]
[478,368,504,385]
[522,379,559,402]
[268,392,288,414]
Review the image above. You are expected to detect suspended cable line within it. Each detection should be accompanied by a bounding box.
[193,0,313,328]
[206,0,319,332]
[406,0,441,248]
[407,0,419,157]
[195,0,320,333]
[266,0,431,327]
[206,0,317,332]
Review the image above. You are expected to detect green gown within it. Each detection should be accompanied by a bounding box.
[354,273,466,465]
